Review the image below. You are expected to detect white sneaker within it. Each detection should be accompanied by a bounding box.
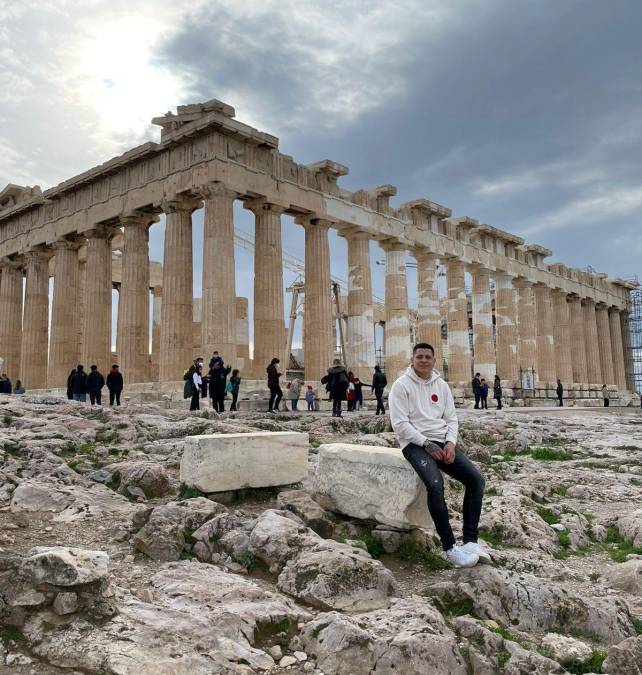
[445,545,479,568]
[461,541,492,564]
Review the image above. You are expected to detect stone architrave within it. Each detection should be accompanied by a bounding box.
[494,273,519,382]
[469,264,495,380]
[534,284,556,382]
[201,183,238,366]
[246,199,287,373]
[552,290,573,383]
[381,241,412,380]
[415,250,444,372]
[595,303,615,385]
[515,279,538,380]
[235,297,250,365]
[160,197,201,382]
[344,229,375,380]
[609,308,627,390]
[81,227,114,371]
[20,250,50,389]
[0,259,24,382]
[180,432,309,492]
[568,295,588,384]
[582,298,602,385]
[445,258,472,383]
[48,240,80,388]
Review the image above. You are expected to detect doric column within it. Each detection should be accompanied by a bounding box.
[160,197,200,382]
[150,285,162,380]
[595,303,615,385]
[621,310,635,391]
[344,229,375,380]
[48,240,80,388]
[20,250,51,389]
[246,199,287,372]
[609,307,627,390]
[582,298,602,384]
[300,217,334,380]
[81,227,114,371]
[235,297,250,365]
[568,295,589,384]
[445,258,472,382]
[381,241,412,380]
[77,258,86,361]
[534,284,556,381]
[201,183,238,365]
[0,259,24,382]
[551,290,573,383]
[415,250,443,371]
[494,273,520,382]
[515,279,538,381]
[469,264,495,380]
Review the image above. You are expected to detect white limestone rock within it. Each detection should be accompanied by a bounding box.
[540,632,593,663]
[22,546,109,586]
[607,559,642,594]
[603,635,642,675]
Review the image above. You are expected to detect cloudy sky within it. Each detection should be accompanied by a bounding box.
[2,0,641,350]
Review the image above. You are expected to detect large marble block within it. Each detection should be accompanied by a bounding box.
[180,432,309,493]
[312,443,432,531]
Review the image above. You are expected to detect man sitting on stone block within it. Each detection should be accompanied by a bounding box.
[389,342,488,568]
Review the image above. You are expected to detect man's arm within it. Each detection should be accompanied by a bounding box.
[388,381,430,449]
[441,384,459,463]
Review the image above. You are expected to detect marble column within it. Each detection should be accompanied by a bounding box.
[582,298,602,385]
[48,240,80,388]
[534,284,556,382]
[120,215,154,384]
[515,279,538,381]
[77,259,86,362]
[235,297,250,366]
[446,258,472,382]
[609,308,627,390]
[0,260,24,382]
[469,264,495,380]
[302,217,334,380]
[494,273,519,382]
[160,197,200,382]
[595,303,614,385]
[345,230,375,380]
[150,285,162,381]
[568,295,589,384]
[415,250,443,372]
[551,290,573,383]
[20,250,50,389]
[620,310,635,392]
[247,199,286,373]
[382,241,412,380]
[201,183,238,366]
[81,228,113,371]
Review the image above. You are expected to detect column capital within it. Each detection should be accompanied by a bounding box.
[120,211,159,228]
[199,181,239,201]
[581,296,596,307]
[23,247,53,264]
[160,195,203,214]
[467,261,491,275]
[244,196,287,215]
[379,238,407,253]
[84,223,121,240]
[0,255,24,270]
[336,225,370,241]
[294,214,334,230]
[51,237,82,252]
[412,247,439,262]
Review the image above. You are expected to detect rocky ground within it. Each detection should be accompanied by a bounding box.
[1,394,641,674]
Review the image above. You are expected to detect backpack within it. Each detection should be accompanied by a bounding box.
[226,381,234,393]
[183,379,193,399]
[337,369,349,388]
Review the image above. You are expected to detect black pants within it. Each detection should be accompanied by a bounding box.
[190,390,200,411]
[332,398,343,416]
[480,395,488,409]
[402,442,485,551]
[211,394,225,412]
[231,391,239,411]
[374,388,385,414]
[558,396,563,407]
[268,385,282,411]
[109,390,121,406]
[89,390,102,406]
[473,391,481,408]
[495,395,502,410]
[604,399,609,407]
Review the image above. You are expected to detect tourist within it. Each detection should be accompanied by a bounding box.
[602,384,609,407]
[287,376,301,412]
[493,375,502,410]
[472,372,482,409]
[556,379,564,407]
[86,365,105,406]
[106,364,123,406]
[69,365,88,403]
[371,365,387,415]
[354,376,364,410]
[228,369,241,411]
[195,357,208,398]
[190,364,202,411]
[209,361,231,412]
[13,380,25,394]
[0,374,11,394]
[346,371,356,411]
[209,351,224,369]
[305,385,315,412]
[480,378,489,409]
[266,357,283,413]
[323,357,349,417]
[388,342,487,568]
[66,368,76,400]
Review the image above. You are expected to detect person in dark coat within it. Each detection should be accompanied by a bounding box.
[371,365,388,415]
[106,364,124,406]
[209,361,231,412]
[324,358,350,417]
[266,358,283,413]
[493,375,502,410]
[87,365,105,406]
[0,374,11,395]
[556,379,563,407]
[66,369,76,399]
[229,369,241,411]
[69,365,88,402]
[472,373,482,409]
[354,377,364,410]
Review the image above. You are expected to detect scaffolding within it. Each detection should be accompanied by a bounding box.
[626,286,642,393]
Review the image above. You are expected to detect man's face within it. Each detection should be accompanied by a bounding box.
[411,348,435,377]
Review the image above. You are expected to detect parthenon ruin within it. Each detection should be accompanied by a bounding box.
[0,99,637,402]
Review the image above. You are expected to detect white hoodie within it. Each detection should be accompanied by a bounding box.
[388,367,458,450]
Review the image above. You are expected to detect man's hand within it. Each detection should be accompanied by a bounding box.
[442,441,456,464]
[423,440,445,462]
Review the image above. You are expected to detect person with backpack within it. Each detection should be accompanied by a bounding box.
[305,385,315,412]
[323,358,350,417]
[69,365,88,402]
[493,375,503,410]
[106,364,123,406]
[86,365,105,406]
[228,369,241,411]
[371,365,388,415]
[209,361,231,412]
[266,358,283,413]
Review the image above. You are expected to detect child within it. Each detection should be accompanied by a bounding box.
[305,384,315,412]
[480,378,489,409]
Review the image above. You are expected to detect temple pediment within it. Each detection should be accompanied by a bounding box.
[0,184,42,213]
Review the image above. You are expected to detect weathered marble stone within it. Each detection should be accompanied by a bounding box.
[22,546,109,586]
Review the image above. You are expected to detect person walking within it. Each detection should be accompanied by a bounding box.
[354,376,364,410]
[602,384,609,407]
[190,364,202,411]
[69,365,88,402]
[13,380,25,394]
[266,358,283,413]
[372,365,388,415]
[556,379,564,407]
[305,385,315,412]
[493,375,503,410]
[346,371,356,412]
[209,361,231,412]
[287,376,301,412]
[228,369,241,411]
[389,342,487,568]
[106,364,123,406]
[472,373,482,409]
[86,365,105,406]
[324,358,349,417]
[480,378,489,409]
[66,368,76,400]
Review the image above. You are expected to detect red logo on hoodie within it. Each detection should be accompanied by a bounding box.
[431,394,439,402]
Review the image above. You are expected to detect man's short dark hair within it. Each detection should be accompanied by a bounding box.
[475,372,480,377]
[412,342,434,355]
